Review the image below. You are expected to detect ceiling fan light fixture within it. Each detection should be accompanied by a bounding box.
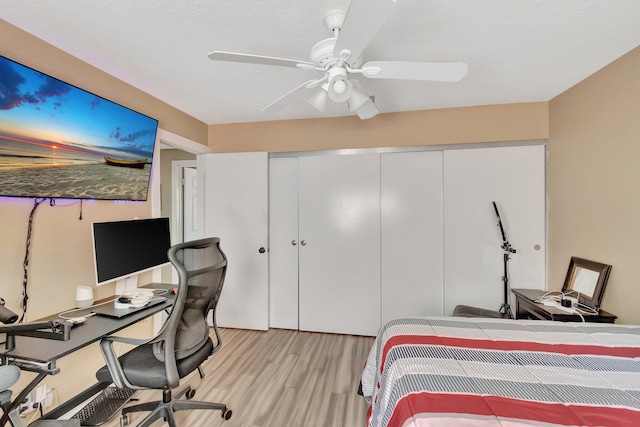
[307,87,329,112]
[333,79,347,94]
[354,97,379,120]
[327,67,352,103]
[347,81,370,112]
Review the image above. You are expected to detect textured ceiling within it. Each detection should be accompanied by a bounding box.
[2,1,640,125]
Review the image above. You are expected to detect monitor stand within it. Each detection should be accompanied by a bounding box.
[115,275,139,296]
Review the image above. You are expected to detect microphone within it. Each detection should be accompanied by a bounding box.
[0,298,19,324]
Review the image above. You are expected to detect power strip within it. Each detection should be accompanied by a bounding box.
[20,385,53,413]
[565,296,579,307]
[554,303,575,313]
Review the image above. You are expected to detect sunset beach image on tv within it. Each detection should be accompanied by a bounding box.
[0,55,159,201]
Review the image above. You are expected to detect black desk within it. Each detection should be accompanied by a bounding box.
[0,283,174,424]
[512,288,617,323]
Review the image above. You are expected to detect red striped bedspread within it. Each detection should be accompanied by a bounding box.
[361,317,640,427]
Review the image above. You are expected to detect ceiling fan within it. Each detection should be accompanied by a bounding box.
[208,0,468,120]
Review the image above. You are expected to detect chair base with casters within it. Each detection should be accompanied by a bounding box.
[118,387,231,427]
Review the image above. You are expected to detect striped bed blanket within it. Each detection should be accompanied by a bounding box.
[361,317,640,427]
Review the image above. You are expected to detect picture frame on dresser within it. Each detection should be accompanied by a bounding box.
[562,256,612,310]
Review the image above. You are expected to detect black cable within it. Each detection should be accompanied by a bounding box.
[18,197,84,322]
[19,198,48,323]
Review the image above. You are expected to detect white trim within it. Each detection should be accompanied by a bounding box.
[269,139,547,158]
[151,127,207,226]
[150,128,207,275]
[150,129,206,334]
[171,160,197,285]
[171,160,198,245]
[158,128,211,155]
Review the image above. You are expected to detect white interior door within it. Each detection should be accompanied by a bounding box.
[381,151,444,323]
[298,153,381,336]
[183,166,199,242]
[443,145,546,315]
[199,152,269,330]
[268,157,299,329]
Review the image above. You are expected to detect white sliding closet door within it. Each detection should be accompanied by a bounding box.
[298,154,381,336]
[268,157,299,329]
[198,152,269,330]
[381,151,444,323]
[443,145,546,315]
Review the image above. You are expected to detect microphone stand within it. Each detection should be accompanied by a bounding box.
[492,201,516,319]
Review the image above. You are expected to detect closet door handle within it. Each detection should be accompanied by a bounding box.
[258,247,266,254]
[300,240,306,246]
[291,240,297,246]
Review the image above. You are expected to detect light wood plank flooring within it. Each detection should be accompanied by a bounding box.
[94,327,374,427]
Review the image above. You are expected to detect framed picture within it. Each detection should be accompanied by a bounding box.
[561,257,612,310]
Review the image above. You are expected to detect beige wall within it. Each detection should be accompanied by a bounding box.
[549,45,640,324]
[209,102,548,152]
[0,20,207,402]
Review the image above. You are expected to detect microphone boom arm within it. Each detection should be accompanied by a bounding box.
[0,320,72,352]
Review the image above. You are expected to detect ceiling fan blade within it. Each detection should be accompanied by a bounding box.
[208,51,314,69]
[362,61,468,82]
[333,0,396,67]
[261,80,318,112]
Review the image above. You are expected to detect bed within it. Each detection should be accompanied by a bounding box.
[361,316,640,427]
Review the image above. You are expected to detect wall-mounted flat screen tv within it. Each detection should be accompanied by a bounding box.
[0,55,159,201]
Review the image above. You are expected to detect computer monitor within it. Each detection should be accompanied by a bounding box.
[92,217,171,294]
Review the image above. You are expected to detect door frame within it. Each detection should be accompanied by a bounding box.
[171,159,198,245]
[152,130,209,332]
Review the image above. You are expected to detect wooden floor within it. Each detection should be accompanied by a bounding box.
[95,328,374,427]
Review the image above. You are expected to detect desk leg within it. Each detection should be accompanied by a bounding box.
[514,297,526,320]
[0,372,47,427]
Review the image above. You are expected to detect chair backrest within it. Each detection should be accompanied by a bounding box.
[153,237,227,364]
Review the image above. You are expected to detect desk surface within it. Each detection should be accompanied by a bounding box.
[0,283,174,364]
[512,288,617,323]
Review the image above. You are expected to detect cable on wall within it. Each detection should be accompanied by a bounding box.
[19,198,49,322]
[18,197,85,322]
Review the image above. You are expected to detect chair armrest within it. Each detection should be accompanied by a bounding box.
[103,335,150,346]
[99,336,150,390]
[210,311,222,356]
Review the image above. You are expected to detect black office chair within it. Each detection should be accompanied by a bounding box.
[96,237,232,427]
